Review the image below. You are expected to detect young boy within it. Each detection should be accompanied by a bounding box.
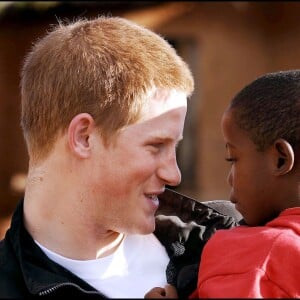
[145,70,300,298]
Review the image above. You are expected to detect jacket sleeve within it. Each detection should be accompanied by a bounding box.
[197,269,290,298]
[196,228,299,298]
[155,188,240,298]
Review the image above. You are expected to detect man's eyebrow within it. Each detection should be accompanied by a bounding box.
[149,134,183,142]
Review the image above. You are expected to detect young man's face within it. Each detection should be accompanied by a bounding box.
[221,109,277,226]
[89,89,187,234]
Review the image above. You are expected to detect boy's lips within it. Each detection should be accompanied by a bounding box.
[229,194,237,204]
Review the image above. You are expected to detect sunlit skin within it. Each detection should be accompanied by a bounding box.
[23,88,187,260]
[85,89,187,235]
[221,109,289,226]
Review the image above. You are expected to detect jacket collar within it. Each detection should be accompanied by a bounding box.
[7,199,101,296]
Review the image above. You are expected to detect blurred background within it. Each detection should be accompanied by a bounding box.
[1,1,300,238]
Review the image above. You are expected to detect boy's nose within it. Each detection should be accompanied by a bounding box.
[227,170,233,187]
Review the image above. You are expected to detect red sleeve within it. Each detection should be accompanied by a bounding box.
[198,269,289,298]
[196,227,300,298]
[189,288,198,299]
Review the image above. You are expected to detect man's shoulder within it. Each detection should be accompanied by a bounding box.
[0,236,10,266]
[0,235,19,274]
[0,237,26,297]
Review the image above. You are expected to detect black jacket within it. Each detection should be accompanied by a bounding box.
[0,188,240,298]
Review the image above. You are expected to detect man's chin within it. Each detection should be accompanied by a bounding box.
[136,220,156,235]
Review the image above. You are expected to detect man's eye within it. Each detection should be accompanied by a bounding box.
[148,143,163,151]
[152,143,163,147]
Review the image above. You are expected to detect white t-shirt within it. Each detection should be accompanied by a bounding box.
[35,233,169,298]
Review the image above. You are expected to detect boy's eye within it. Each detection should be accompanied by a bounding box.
[225,157,236,163]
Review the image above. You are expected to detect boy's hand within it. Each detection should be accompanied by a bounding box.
[144,284,178,298]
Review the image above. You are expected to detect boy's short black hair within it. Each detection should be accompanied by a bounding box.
[228,70,300,152]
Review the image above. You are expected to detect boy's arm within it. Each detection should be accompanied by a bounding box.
[197,229,296,298]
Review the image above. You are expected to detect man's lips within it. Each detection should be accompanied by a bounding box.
[146,194,159,203]
[145,190,164,207]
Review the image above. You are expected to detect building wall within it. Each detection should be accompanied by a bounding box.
[155,2,300,199]
[1,2,300,237]
[0,20,50,216]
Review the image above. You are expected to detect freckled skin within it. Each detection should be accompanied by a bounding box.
[23,89,188,260]
[83,89,188,235]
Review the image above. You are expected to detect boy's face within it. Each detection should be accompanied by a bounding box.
[221,109,278,226]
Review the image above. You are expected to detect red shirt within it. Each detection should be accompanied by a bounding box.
[191,207,300,298]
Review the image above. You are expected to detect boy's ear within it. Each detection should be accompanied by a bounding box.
[67,113,95,158]
[272,138,295,176]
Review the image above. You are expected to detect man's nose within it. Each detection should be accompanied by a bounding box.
[157,154,181,187]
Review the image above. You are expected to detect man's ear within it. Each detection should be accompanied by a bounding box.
[273,138,295,176]
[67,113,95,158]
